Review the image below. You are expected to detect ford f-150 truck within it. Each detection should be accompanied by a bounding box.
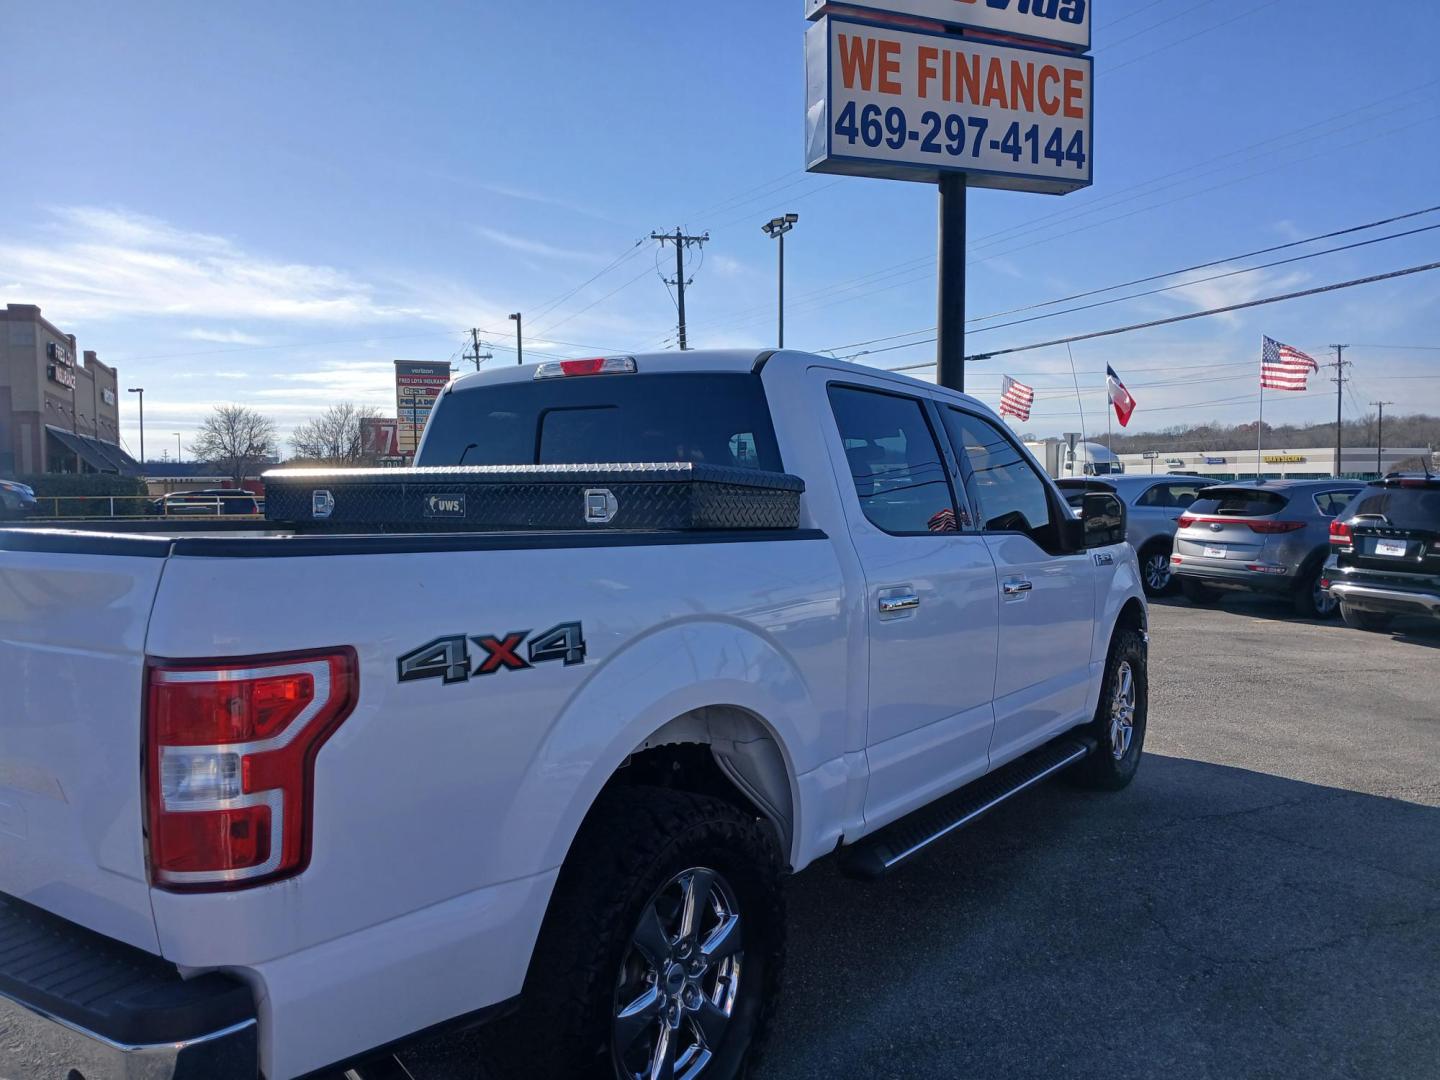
[0,350,1146,1080]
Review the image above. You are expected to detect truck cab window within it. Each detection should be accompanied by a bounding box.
[943,409,1057,547]
[827,385,958,535]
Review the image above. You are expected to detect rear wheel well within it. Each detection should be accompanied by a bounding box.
[595,707,796,867]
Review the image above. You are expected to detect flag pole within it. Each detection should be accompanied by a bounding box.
[1257,338,1265,480]
[1066,343,1088,447]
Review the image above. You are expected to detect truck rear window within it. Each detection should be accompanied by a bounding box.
[416,373,783,471]
[1187,489,1290,517]
[1348,486,1440,531]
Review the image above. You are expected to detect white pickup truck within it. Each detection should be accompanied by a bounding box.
[0,350,1146,1080]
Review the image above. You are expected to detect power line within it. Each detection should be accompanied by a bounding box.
[526,239,647,324]
[678,91,1439,341]
[1107,0,1284,75]
[877,261,1440,369]
[529,266,655,338]
[818,209,1440,356]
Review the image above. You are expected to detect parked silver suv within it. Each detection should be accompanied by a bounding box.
[1172,479,1363,617]
[1057,475,1217,596]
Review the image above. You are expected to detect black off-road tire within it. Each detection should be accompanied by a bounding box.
[1069,629,1148,792]
[1341,605,1394,633]
[1180,578,1220,606]
[480,787,785,1080]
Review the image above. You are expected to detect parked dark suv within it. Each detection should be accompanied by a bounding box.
[1324,475,1440,631]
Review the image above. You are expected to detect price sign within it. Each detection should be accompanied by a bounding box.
[806,15,1092,193]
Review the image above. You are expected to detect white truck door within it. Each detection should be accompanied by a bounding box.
[939,407,1097,766]
[822,381,1001,830]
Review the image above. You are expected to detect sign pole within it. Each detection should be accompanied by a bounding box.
[936,172,966,393]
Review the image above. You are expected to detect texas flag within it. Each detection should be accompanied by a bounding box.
[1106,365,1137,427]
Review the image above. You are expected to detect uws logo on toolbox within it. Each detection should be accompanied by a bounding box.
[804,0,1090,52]
[805,14,1092,193]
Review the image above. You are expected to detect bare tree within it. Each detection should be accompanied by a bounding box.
[192,405,278,485]
[289,403,381,465]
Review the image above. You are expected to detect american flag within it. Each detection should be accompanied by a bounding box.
[998,375,1035,422]
[1261,337,1319,391]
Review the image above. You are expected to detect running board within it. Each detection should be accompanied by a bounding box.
[839,734,1096,880]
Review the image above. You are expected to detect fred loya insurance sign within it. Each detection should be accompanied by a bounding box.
[805,15,1092,193]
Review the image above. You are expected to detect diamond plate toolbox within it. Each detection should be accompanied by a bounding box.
[262,463,805,532]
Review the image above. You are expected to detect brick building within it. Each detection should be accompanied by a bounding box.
[0,303,138,476]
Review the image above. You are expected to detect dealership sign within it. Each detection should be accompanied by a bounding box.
[394,361,452,456]
[806,15,1091,192]
[805,0,1090,53]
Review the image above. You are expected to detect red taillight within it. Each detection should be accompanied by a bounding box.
[1246,520,1305,534]
[145,648,357,891]
[1177,514,1198,529]
[1329,520,1353,547]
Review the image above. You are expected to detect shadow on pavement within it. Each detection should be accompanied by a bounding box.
[1152,594,1440,641]
[760,754,1440,1080]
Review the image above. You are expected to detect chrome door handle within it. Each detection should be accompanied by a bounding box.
[878,593,920,614]
[1002,579,1034,597]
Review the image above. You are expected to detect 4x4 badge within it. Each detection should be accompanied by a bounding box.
[397,622,587,685]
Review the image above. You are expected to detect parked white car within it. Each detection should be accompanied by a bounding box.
[0,350,1147,1080]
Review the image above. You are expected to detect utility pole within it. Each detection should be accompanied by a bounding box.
[652,228,709,350]
[761,214,798,347]
[464,329,493,371]
[1372,401,1394,478]
[1328,345,1350,477]
[936,173,967,393]
[127,387,145,466]
[509,313,523,366]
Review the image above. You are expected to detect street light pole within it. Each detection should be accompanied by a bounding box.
[174,433,182,464]
[127,387,145,465]
[761,214,799,348]
[509,313,523,366]
[1371,401,1394,478]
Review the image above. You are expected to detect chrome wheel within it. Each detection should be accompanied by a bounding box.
[1109,660,1136,761]
[1143,552,1172,594]
[614,867,743,1080]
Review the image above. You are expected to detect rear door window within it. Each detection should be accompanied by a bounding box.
[417,372,783,470]
[827,385,959,535]
[1347,486,1440,531]
[1313,489,1361,517]
[1187,489,1290,517]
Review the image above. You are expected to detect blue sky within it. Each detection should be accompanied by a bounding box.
[3,0,1438,457]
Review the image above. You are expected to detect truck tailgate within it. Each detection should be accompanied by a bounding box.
[0,542,164,952]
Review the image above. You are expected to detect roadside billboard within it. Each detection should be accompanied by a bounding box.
[806,15,1092,193]
[805,0,1091,52]
[394,361,452,456]
[359,416,399,458]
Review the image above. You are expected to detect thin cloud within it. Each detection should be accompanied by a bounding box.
[183,328,269,345]
[0,206,432,325]
[473,226,603,263]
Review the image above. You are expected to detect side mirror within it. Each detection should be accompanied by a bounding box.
[1082,491,1126,548]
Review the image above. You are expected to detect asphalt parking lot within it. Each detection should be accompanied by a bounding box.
[408,596,1440,1080]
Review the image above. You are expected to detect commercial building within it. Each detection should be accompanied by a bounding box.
[1115,446,1431,481]
[0,303,139,477]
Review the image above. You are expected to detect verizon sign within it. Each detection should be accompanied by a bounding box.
[805,0,1090,53]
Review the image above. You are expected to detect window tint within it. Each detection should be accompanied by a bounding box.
[942,410,1054,542]
[1187,489,1290,517]
[1348,486,1440,530]
[1139,482,1209,508]
[827,385,958,534]
[1313,490,1361,517]
[416,373,782,471]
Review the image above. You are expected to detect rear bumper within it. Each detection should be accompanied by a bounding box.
[1172,559,1294,594]
[1328,581,1440,619]
[0,894,258,1080]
